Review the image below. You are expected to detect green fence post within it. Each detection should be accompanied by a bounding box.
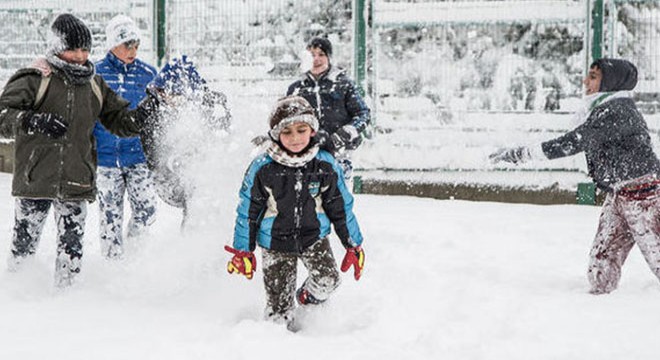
[155,0,167,66]
[353,0,367,97]
[576,182,596,205]
[591,0,604,60]
[353,175,363,194]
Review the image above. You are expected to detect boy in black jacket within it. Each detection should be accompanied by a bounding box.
[490,59,660,294]
[287,37,370,179]
[225,96,365,329]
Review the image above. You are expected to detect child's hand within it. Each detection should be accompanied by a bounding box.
[22,112,68,138]
[489,146,530,165]
[340,245,365,280]
[225,245,256,280]
[331,124,361,151]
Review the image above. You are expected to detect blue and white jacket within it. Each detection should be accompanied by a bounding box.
[232,146,363,253]
[93,52,157,168]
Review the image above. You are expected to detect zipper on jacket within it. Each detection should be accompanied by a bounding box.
[293,169,303,253]
[58,80,74,197]
[313,80,323,120]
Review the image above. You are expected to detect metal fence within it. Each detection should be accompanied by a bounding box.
[165,0,353,91]
[604,0,660,96]
[371,0,588,120]
[0,0,154,83]
[0,0,658,107]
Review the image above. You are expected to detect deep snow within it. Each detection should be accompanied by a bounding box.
[2,168,660,359]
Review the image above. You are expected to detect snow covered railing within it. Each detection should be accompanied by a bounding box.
[374,0,586,27]
[352,110,660,200]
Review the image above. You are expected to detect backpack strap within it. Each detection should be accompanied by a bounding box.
[33,75,51,110]
[90,76,103,109]
[33,75,104,110]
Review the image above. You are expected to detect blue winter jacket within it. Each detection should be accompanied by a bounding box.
[233,149,363,253]
[93,52,158,167]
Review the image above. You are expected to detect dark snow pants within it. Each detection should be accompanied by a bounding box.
[588,177,660,294]
[97,163,157,258]
[261,237,341,323]
[10,198,86,286]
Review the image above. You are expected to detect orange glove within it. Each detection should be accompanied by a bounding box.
[224,245,257,280]
[340,246,365,280]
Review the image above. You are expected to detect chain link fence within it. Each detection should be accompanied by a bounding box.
[371,0,588,119]
[604,0,660,112]
[165,0,353,95]
[0,0,154,85]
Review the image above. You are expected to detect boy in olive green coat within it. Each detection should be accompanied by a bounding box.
[0,14,156,287]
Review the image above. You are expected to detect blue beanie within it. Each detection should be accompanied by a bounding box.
[150,55,206,95]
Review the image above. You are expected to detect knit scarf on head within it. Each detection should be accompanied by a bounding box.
[574,91,633,124]
[266,141,319,168]
[46,54,95,85]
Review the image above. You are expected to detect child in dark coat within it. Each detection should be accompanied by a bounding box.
[286,37,371,180]
[225,96,365,329]
[0,14,154,287]
[490,58,660,294]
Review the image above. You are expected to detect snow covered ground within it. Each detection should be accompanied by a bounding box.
[2,168,660,359]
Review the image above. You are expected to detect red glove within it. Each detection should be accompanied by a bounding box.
[340,246,365,280]
[225,245,257,280]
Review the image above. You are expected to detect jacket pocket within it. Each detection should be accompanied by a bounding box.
[64,150,95,189]
[24,146,53,184]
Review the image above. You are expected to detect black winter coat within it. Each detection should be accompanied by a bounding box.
[286,66,370,136]
[542,97,660,191]
[232,149,363,253]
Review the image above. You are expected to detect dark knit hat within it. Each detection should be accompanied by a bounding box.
[591,58,638,92]
[307,37,332,57]
[268,96,319,140]
[49,14,92,54]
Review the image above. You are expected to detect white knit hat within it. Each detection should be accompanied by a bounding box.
[105,15,140,50]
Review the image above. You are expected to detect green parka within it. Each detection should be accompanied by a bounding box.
[0,67,142,201]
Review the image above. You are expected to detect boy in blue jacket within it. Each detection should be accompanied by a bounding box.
[94,15,158,259]
[225,96,365,329]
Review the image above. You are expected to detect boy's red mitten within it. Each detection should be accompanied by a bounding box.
[224,245,256,280]
[340,246,365,280]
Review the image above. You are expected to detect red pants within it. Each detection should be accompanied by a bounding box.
[588,177,660,294]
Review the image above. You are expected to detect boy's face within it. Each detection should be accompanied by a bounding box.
[308,47,329,76]
[111,40,140,64]
[583,66,602,95]
[279,122,316,154]
[58,48,90,65]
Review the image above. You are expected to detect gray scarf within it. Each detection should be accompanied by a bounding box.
[46,54,95,85]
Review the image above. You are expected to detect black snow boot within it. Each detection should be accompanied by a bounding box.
[296,287,325,306]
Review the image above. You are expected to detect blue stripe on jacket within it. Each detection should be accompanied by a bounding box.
[317,150,363,247]
[94,52,158,168]
[233,154,272,251]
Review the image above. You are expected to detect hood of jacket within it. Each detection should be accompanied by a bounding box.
[593,58,638,92]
